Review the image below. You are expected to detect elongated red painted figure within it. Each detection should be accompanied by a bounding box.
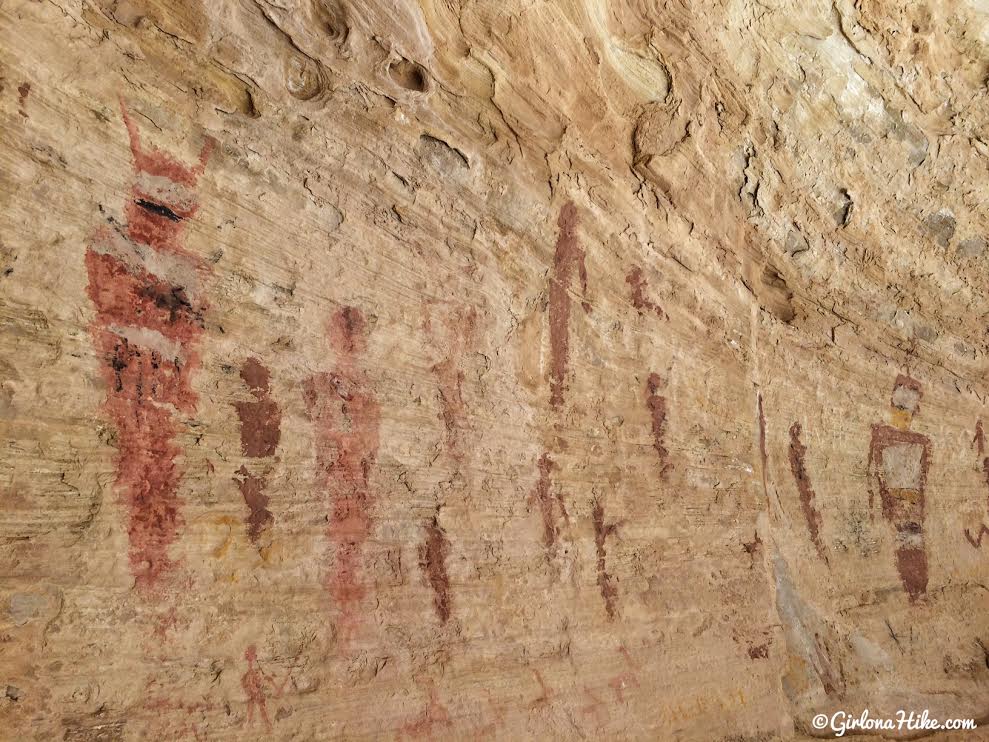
[303,307,381,640]
[867,375,932,602]
[548,201,591,409]
[85,100,214,588]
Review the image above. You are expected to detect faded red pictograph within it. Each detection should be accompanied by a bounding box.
[241,644,291,732]
[788,422,828,564]
[966,419,989,550]
[142,680,217,741]
[234,357,281,458]
[606,644,641,702]
[592,500,620,620]
[626,265,666,319]
[401,685,452,739]
[867,375,931,602]
[757,393,771,512]
[581,685,609,724]
[420,515,452,623]
[423,302,478,468]
[529,669,551,708]
[530,453,569,559]
[232,357,281,543]
[966,524,989,548]
[85,99,215,589]
[233,467,273,543]
[17,82,30,118]
[548,201,591,409]
[645,373,673,478]
[303,306,381,638]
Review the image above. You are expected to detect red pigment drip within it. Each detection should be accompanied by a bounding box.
[303,307,380,635]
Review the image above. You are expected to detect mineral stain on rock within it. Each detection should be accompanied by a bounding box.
[420,516,452,623]
[303,306,381,636]
[85,101,214,589]
[548,201,590,409]
[788,422,828,564]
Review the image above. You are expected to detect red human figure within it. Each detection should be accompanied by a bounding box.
[548,201,591,409]
[242,644,290,731]
[303,307,381,640]
[85,100,214,588]
[233,357,281,543]
[867,375,932,602]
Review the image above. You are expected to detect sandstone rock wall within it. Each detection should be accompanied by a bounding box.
[2,0,989,739]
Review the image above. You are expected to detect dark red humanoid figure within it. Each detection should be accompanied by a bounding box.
[85,100,214,588]
[867,375,932,602]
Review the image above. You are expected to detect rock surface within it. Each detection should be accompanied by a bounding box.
[2,0,989,739]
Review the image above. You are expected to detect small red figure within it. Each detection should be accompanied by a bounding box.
[241,644,288,731]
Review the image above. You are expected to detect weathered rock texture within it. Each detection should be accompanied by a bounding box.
[2,0,989,739]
